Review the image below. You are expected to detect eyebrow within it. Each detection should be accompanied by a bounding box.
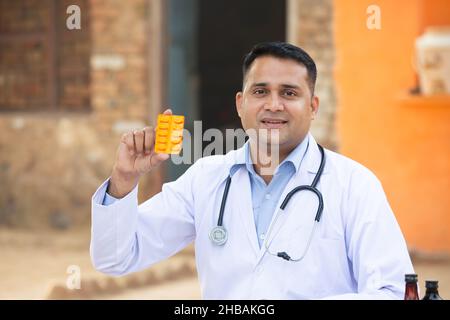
[250,82,301,90]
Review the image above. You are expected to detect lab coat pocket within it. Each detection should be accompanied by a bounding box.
[316,237,348,297]
[284,237,347,299]
[317,208,344,241]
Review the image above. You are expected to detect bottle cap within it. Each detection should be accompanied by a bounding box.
[425,280,439,289]
[405,274,418,282]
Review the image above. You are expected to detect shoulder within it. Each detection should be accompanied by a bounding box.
[323,150,391,226]
[192,149,240,171]
[182,148,241,183]
[324,148,383,191]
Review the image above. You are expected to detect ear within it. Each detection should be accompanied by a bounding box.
[236,91,243,118]
[310,95,319,120]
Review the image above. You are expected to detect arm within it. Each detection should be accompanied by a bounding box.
[324,169,414,300]
[90,164,196,276]
[90,108,195,276]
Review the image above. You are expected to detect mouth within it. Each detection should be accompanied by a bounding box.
[260,118,288,129]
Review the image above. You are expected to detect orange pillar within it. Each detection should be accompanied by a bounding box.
[334,0,450,253]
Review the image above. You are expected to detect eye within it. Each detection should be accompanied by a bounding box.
[253,88,267,95]
[283,90,297,97]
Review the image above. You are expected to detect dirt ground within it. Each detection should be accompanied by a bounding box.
[0,227,448,300]
[0,227,199,300]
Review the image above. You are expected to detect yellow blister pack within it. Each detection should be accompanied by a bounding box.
[154,114,184,154]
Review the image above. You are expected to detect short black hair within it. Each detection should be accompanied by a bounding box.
[242,42,317,94]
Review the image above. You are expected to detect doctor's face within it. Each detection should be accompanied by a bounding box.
[236,56,319,153]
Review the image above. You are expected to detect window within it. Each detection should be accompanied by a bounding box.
[0,0,91,111]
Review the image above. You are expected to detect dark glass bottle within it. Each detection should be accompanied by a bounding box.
[404,274,419,300]
[422,280,443,300]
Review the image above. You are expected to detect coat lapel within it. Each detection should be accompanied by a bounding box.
[233,167,261,257]
[256,134,329,264]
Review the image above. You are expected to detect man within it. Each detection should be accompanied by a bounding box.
[90,42,414,299]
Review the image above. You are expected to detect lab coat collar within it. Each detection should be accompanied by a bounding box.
[224,132,329,263]
[228,142,248,178]
[228,132,327,178]
[303,133,329,174]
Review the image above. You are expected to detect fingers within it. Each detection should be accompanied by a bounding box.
[134,130,144,154]
[121,132,135,155]
[134,127,156,155]
[121,128,153,156]
[120,108,173,157]
[143,126,154,154]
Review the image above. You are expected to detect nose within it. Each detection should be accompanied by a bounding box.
[264,93,284,112]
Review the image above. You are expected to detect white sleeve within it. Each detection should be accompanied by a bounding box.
[90,164,197,276]
[324,169,414,300]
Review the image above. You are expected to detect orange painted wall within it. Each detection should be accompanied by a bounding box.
[334,0,450,253]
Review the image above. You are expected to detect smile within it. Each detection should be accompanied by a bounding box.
[260,119,288,129]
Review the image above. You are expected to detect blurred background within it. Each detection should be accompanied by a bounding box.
[0,0,449,299]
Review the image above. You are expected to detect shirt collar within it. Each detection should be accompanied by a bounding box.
[229,134,310,177]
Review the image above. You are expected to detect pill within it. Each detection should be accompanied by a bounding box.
[154,114,185,154]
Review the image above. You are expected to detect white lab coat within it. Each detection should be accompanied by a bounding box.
[90,133,414,299]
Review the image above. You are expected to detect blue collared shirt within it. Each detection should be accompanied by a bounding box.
[230,135,310,248]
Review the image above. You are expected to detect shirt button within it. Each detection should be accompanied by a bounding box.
[260,233,265,240]
[265,193,271,200]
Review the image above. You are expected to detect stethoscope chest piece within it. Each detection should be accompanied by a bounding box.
[209,226,228,246]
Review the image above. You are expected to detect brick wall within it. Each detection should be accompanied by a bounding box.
[0,0,91,111]
[56,0,91,111]
[0,0,50,110]
[0,0,338,228]
[0,0,162,227]
[288,0,338,150]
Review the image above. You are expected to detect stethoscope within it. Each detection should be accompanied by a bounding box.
[209,144,325,262]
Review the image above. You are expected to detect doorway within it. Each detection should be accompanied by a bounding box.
[166,0,286,180]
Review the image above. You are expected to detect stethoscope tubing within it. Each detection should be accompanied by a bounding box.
[211,144,326,256]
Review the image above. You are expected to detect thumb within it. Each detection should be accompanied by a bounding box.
[155,153,170,162]
[150,152,170,168]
